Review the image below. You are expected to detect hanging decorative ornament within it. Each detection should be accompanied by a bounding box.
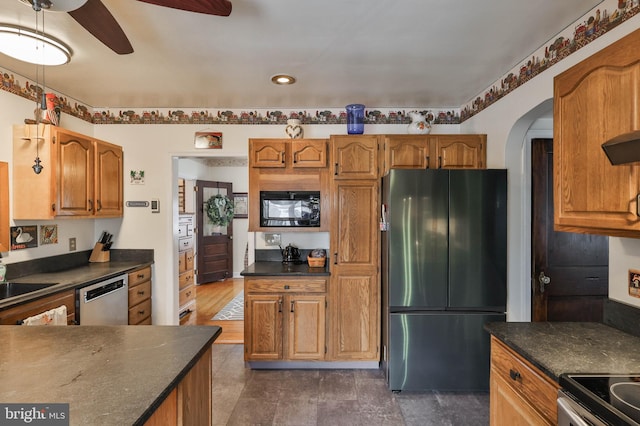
[32,138,43,174]
[285,118,303,139]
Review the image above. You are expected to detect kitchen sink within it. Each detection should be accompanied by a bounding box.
[0,282,57,300]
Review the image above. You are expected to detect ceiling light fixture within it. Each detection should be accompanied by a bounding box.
[0,24,71,65]
[18,0,87,13]
[271,74,296,85]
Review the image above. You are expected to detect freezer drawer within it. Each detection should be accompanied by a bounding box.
[387,312,505,391]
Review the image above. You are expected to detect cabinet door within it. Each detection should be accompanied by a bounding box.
[244,294,283,360]
[292,139,327,168]
[331,135,379,179]
[384,135,430,173]
[250,139,286,168]
[331,180,379,266]
[554,46,640,235]
[94,140,123,217]
[287,294,326,360]
[490,372,552,426]
[56,129,94,216]
[430,134,486,169]
[329,273,378,360]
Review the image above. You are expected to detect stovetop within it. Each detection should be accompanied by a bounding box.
[560,374,640,425]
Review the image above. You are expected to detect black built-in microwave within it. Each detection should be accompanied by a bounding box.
[260,191,320,227]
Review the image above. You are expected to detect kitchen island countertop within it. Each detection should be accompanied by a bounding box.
[241,261,330,276]
[0,325,221,425]
[485,321,640,382]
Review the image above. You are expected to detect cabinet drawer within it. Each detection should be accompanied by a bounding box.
[179,251,187,273]
[128,280,151,307]
[129,266,151,287]
[185,249,194,270]
[246,278,327,293]
[129,298,152,325]
[491,338,558,423]
[179,270,194,290]
[179,284,196,307]
[179,237,194,252]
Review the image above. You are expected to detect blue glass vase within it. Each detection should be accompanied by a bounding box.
[346,104,365,134]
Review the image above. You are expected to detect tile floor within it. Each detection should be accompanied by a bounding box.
[211,344,490,426]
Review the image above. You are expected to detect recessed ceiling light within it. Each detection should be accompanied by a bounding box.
[271,74,296,85]
[0,24,71,65]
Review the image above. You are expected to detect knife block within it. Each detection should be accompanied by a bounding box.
[89,243,110,263]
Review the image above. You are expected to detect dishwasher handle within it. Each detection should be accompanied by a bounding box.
[84,280,126,303]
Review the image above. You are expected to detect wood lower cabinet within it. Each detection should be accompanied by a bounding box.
[128,266,152,325]
[490,337,559,425]
[244,277,326,362]
[12,124,123,219]
[383,134,486,174]
[554,28,640,236]
[0,290,75,325]
[144,346,212,426]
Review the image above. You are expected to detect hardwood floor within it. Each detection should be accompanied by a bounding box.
[181,277,244,344]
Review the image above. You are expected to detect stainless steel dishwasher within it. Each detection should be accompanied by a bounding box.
[77,274,128,325]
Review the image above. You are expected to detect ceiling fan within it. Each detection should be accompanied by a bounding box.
[19,0,232,55]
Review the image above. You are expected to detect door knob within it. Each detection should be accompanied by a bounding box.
[538,271,551,293]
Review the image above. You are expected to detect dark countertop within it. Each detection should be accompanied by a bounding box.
[0,260,153,310]
[0,325,221,425]
[485,322,640,383]
[241,261,330,276]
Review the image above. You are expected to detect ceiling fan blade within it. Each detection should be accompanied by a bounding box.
[137,0,232,16]
[68,0,133,54]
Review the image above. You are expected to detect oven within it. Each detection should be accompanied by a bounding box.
[559,374,640,426]
[76,274,128,325]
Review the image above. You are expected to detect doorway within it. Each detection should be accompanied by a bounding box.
[196,180,234,283]
[531,138,608,321]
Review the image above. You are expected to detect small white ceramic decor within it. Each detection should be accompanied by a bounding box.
[407,111,432,134]
[285,119,303,138]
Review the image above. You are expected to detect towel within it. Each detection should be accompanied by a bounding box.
[22,305,67,326]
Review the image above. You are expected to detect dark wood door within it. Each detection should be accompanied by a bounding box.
[196,180,233,284]
[531,138,608,321]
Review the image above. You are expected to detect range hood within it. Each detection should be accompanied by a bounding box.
[602,130,640,165]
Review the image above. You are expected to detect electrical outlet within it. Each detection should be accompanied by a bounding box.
[265,233,281,246]
[69,237,76,251]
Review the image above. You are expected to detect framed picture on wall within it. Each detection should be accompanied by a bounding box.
[233,193,248,219]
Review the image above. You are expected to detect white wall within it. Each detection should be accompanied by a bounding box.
[462,18,640,320]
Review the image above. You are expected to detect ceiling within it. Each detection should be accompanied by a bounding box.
[0,0,601,110]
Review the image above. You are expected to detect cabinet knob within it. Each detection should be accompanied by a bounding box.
[509,369,521,381]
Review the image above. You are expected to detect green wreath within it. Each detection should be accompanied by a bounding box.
[205,194,234,226]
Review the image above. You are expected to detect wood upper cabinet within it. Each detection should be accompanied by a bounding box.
[383,134,486,174]
[384,134,487,174]
[94,140,124,217]
[490,337,559,426]
[331,135,379,179]
[431,134,486,169]
[554,28,640,236]
[12,124,123,219]
[244,277,326,362]
[250,139,327,168]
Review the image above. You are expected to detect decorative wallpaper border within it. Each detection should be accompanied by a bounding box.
[461,0,640,121]
[1,0,638,125]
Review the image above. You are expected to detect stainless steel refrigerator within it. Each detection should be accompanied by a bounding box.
[381,169,507,391]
